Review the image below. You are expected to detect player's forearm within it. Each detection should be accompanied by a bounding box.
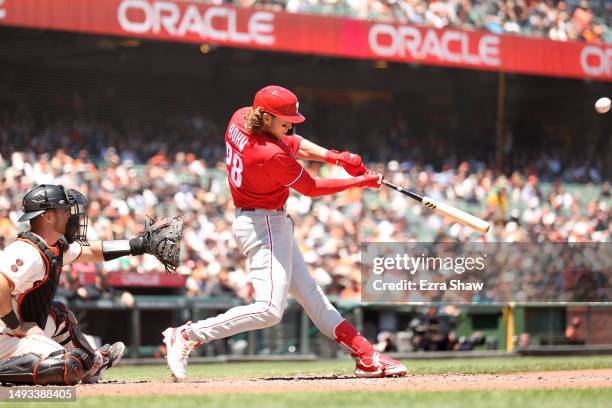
[295,139,328,162]
[76,239,146,263]
[298,142,369,177]
[0,277,18,329]
[0,283,13,315]
[76,241,104,263]
[292,176,361,197]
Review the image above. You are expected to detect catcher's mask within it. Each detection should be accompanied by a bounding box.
[18,184,90,246]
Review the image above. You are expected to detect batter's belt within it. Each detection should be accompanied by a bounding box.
[238,207,285,212]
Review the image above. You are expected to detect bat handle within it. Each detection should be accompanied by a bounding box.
[381,179,397,189]
[382,179,423,202]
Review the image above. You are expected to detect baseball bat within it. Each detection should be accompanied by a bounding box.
[382,180,491,234]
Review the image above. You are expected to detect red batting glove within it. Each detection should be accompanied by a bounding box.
[325,150,368,176]
[354,173,383,189]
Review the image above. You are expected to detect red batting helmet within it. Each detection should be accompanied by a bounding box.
[253,85,305,124]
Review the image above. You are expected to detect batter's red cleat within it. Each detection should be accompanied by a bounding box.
[162,323,199,382]
[352,352,407,378]
[334,320,407,378]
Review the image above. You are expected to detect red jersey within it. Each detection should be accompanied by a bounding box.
[224,107,304,209]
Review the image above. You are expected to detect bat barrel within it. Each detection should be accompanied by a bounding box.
[422,197,491,233]
[382,180,490,233]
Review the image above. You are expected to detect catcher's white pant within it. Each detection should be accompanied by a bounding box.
[188,209,344,343]
[0,315,64,360]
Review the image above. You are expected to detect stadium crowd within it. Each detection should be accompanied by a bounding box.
[0,69,610,305]
[2,3,610,355]
[0,128,609,303]
[211,0,611,44]
[1,96,609,354]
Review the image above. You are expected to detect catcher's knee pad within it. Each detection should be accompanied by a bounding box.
[49,301,97,358]
[0,353,43,384]
[35,350,86,385]
[49,301,77,346]
[0,349,88,385]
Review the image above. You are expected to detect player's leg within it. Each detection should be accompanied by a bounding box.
[287,239,343,338]
[45,301,125,383]
[288,240,407,378]
[0,332,64,362]
[0,334,96,385]
[186,212,294,341]
[163,211,294,380]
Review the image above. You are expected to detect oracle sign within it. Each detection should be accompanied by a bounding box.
[119,272,161,286]
[117,0,275,45]
[369,24,501,67]
[580,46,612,78]
[0,0,609,81]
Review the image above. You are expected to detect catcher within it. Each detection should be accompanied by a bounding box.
[0,184,182,385]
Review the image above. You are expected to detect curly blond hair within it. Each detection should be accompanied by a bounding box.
[244,107,265,132]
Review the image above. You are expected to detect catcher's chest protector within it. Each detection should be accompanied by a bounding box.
[16,232,65,330]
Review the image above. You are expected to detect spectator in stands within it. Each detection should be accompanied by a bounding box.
[185,260,209,297]
[339,275,362,301]
[0,84,609,305]
[565,316,585,345]
[231,0,611,43]
[207,270,238,298]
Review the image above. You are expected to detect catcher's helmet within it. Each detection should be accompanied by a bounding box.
[18,184,90,245]
[253,85,305,124]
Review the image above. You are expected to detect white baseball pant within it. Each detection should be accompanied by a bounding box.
[0,316,65,360]
[187,209,344,343]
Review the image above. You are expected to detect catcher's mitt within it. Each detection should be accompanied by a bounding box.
[138,216,183,273]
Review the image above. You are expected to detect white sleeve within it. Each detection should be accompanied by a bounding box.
[63,242,83,265]
[0,241,46,295]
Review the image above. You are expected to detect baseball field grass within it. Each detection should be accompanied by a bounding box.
[9,356,612,408]
[15,389,612,408]
[103,355,612,379]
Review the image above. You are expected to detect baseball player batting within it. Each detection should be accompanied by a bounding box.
[163,85,407,381]
[0,184,182,385]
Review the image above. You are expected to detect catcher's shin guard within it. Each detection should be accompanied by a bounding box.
[0,349,91,385]
[50,301,97,358]
[0,353,41,384]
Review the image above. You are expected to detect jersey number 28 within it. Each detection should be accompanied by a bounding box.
[225,142,244,188]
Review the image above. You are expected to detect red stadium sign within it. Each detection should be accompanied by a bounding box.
[0,0,610,81]
[116,0,275,46]
[67,270,187,288]
[368,24,501,68]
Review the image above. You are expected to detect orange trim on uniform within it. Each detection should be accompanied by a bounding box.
[20,234,59,252]
[63,356,68,385]
[32,358,43,385]
[16,238,52,321]
[0,270,15,291]
[66,355,82,385]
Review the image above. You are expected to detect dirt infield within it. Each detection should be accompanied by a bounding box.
[77,369,612,397]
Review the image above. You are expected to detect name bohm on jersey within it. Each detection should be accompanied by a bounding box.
[228,124,248,152]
